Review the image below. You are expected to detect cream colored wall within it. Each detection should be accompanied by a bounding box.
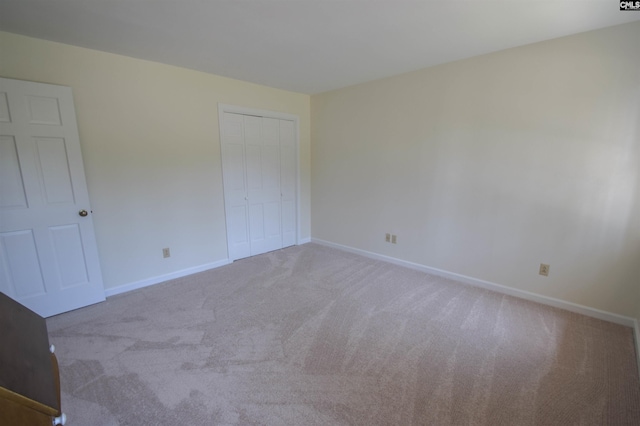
[311,22,640,317]
[0,31,311,291]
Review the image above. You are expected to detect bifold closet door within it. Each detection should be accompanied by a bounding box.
[221,111,296,261]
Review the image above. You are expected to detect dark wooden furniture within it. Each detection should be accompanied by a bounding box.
[0,292,65,425]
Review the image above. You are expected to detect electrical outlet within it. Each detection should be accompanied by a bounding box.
[385,233,391,243]
[162,247,171,258]
[391,234,397,244]
[539,263,549,276]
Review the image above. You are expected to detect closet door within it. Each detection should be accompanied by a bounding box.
[220,108,297,261]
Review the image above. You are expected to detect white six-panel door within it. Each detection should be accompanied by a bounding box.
[220,107,297,261]
[0,77,105,317]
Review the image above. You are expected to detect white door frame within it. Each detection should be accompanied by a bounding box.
[218,103,301,259]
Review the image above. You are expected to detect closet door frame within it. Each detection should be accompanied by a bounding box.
[218,104,300,261]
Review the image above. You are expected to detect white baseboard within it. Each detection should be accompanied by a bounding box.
[311,238,636,328]
[104,238,313,299]
[104,259,231,298]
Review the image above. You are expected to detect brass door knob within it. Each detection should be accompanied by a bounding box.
[79,209,88,217]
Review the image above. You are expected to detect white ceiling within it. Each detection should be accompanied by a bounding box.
[1,1,638,94]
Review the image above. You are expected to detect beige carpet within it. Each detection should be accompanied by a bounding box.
[47,243,640,425]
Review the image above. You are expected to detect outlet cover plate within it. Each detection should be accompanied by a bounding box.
[539,263,549,276]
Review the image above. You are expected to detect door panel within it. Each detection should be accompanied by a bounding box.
[0,77,105,317]
[221,113,250,260]
[245,144,262,191]
[224,143,246,192]
[229,205,249,244]
[0,92,10,121]
[0,230,46,297]
[26,95,62,125]
[279,120,296,248]
[49,224,89,288]
[0,136,28,208]
[35,137,75,204]
[249,204,264,240]
[263,201,281,238]
[281,200,296,246]
[262,146,280,189]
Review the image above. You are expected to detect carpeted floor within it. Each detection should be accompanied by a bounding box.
[47,243,640,425]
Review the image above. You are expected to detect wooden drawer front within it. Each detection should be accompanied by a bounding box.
[0,391,55,426]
